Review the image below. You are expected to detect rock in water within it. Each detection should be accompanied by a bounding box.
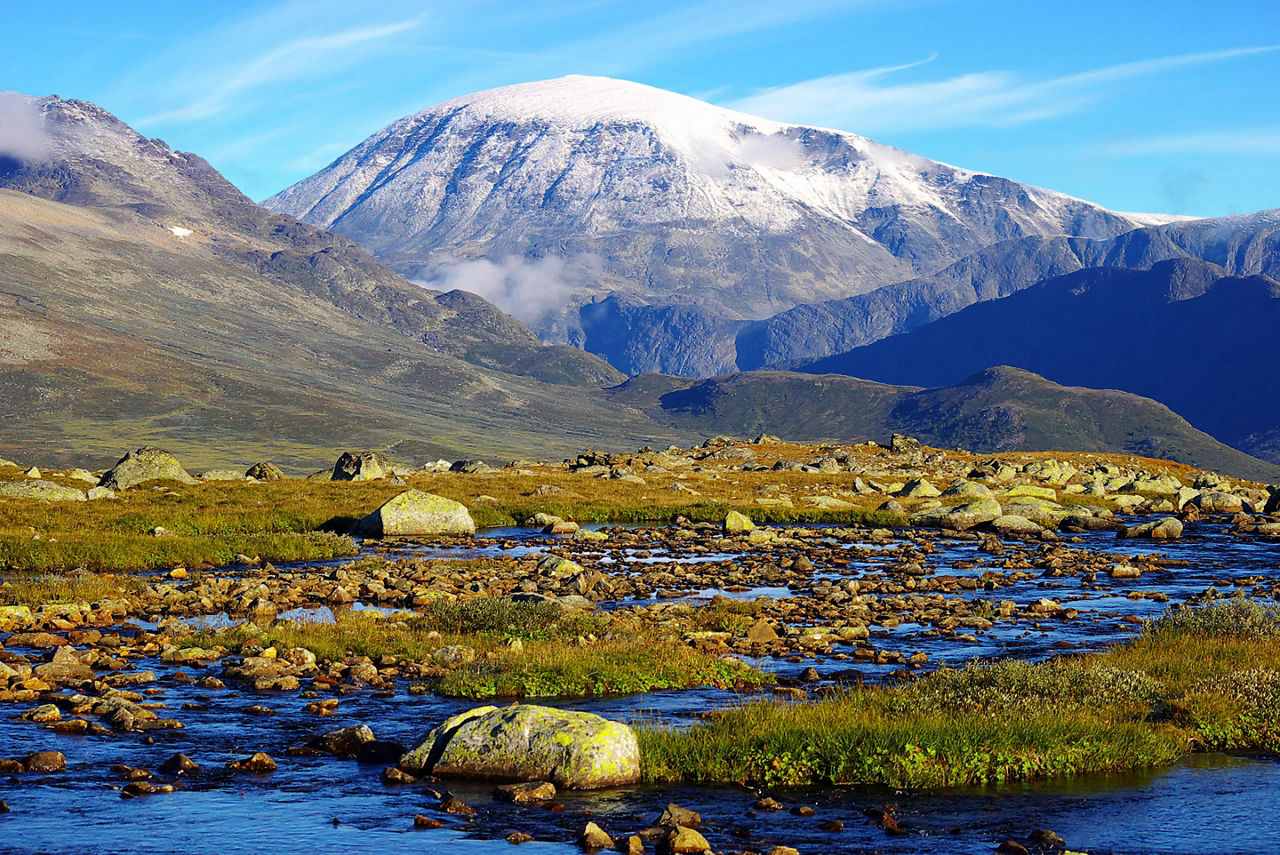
[399,704,641,789]
[723,511,755,534]
[98,447,197,490]
[0,480,86,502]
[357,490,475,537]
[331,451,392,481]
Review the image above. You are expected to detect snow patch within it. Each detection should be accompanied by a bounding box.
[167,226,193,237]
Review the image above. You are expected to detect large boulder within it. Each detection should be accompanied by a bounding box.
[723,511,755,534]
[1265,487,1280,516]
[246,462,286,481]
[0,480,85,502]
[358,490,475,537]
[399,704,641,789]
[1192,491,1246,514]
[911,498,1002,530]
[1120,517,1183,540]
[98,447,197,490]
[331,451,392,481]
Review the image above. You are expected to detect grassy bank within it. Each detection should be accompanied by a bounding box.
[638,599,1280,788]
[185,598,773,699]
[0,465,905,573]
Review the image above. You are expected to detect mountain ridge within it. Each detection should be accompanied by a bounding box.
[265,75,1168,375]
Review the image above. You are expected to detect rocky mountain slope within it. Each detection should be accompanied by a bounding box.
[800,259,1280,463]
[265,75,1162,375]
[609,366,1279,481]
[740,209,1280,369]
[1,95,621,386]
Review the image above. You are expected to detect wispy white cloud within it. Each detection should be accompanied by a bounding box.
[725,46,1280,134]
[1101,127,1280,157]
[139,19,420,125]
[0,91,50,162]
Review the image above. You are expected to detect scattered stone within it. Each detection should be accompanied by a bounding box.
[440,793,476,815]
[24,751,66,773]
[158,753,200,776]
[657,803,701,829]
[0,480,86,502]
[227,752,276,773]
[662,826,711,854]
[246,461,286,481]
[580,821,613,851]
[494,781,557,804]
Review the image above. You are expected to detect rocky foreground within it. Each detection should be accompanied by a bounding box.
[1,436,1279,853]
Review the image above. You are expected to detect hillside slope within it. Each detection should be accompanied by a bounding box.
[611,366,1279,480]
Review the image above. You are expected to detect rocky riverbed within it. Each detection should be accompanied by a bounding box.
[2,437,1280,853]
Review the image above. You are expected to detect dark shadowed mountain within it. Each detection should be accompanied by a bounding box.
[609,366,1279,480]
[801,258,1280,462]
[739,209,1280,370]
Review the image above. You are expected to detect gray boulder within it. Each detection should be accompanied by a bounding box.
[1192,491,1246,514]
[0,480,85,502]
[332,451,392,482]
[911,497,1002,530]
[246,461,286,481]
[399,704,641,789]
[99,447,197,490]
[357,490,475,537]
[1120,517,1184,540]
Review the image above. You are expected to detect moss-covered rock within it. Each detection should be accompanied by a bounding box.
[0,479,86,502]
[399,704,641,789]
[98,447,197,490]
[358,489,475,537]
[723,511,755,534]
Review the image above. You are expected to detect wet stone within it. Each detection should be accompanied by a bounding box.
[494,781,558,804]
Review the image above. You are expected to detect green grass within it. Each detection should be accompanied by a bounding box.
[638,598,1280,788]
[0,570,146,607]
[438,638,771,699]
[185,597,774,699]
[0,467,906,573]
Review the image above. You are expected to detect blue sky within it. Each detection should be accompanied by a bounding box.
[3,0,1278,216]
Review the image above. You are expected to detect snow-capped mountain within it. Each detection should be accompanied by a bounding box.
[266,75,1174,373]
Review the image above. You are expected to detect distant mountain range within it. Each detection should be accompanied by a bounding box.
[801,258,1280,463]
[742,209,1280,370]
[265,75,1168,376]
[0,90,1274,480]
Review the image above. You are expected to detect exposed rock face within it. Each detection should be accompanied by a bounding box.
[331,451,392,482]
[98,447,197,490]
[0,480,85,501]
[357,490,475,537]
[399,704,641,789]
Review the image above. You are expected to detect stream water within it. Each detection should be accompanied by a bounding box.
[3,518,1279,854]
